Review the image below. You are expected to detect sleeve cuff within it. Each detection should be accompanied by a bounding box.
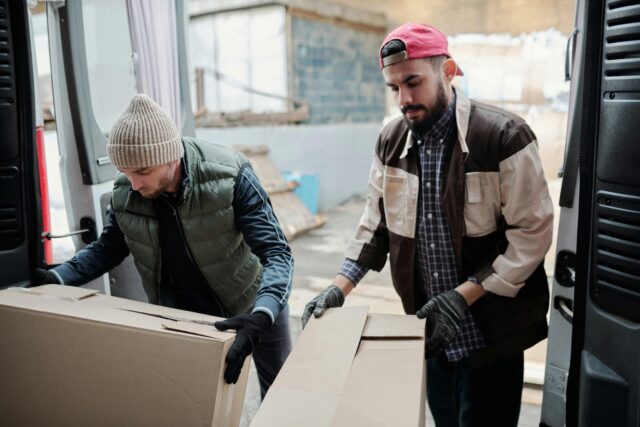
[337,258,368,285]
[252,295,283,323]
[50,266,70,285]
[481,272,524,298]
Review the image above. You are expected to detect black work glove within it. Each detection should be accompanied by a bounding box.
[416,289,468,358]
[29,268,60,287]
[301,284,345,328]
[214,312,272,384]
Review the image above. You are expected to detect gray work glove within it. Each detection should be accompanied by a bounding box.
[416,289,468,358]
[301,284,345,328]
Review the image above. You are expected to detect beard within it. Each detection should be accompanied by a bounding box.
[402,80,449,138]
[137,188,164,199]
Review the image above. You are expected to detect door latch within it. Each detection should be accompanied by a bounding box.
[42,217,97,244]
[555,250,576,287]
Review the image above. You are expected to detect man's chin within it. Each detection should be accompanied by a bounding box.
[404,116,429,135]
[137,190,161,199]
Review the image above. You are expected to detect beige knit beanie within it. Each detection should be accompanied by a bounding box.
[107,94,184,169]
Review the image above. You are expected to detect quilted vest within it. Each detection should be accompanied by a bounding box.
[111,137,262,315]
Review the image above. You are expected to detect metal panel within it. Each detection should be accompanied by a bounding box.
[0,0,41,286]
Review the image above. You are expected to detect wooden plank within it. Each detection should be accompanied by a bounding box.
[234,145,325,241]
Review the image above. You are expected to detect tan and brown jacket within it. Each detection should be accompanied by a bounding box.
[346,88,554,366]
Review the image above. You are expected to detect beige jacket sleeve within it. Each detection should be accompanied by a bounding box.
[481,130,554,297]
[344,140,390,271]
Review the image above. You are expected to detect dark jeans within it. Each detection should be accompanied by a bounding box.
[427,351,524,427]
[252,305,292,399]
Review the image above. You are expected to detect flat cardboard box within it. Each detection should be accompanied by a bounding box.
[0,285,250,427]
[251,306,426,426]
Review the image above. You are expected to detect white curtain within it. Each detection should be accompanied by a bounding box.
[126,0,182,128]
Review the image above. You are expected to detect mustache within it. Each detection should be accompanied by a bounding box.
[401,105,426,114]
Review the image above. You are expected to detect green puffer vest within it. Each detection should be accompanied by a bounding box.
[110,137,262,315]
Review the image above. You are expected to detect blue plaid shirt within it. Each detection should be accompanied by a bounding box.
[339,94,485,361]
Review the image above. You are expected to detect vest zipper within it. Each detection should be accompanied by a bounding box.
[168,202,230,318]
[124,206,162,303]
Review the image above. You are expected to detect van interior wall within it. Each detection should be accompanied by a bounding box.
[195,123,381,212]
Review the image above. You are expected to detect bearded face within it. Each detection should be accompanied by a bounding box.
[400,77,449,137]
[383,58,453,138]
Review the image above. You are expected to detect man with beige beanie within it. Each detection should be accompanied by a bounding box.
[32,94,293,398]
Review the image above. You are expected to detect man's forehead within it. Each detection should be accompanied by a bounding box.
[120,166,153,174]
[383,60,433,82]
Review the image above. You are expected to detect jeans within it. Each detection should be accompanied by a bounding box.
[427,351,524,427]
[252,305,292,399]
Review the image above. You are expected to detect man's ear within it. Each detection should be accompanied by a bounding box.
[442,58,458,83]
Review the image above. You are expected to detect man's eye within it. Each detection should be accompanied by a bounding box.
[390,86,399,93]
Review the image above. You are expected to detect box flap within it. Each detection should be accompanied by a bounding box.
[250,388,340,427]
[162,321,234,342]
[332,339,425,427]
[271,306,368,394]
[81,293,224,324]
[123,308,218,326]
[0,290,219,339]
[10,285,98,301]
[250,308,427,427]
[361,314,425,339]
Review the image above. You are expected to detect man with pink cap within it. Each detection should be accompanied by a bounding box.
[303,23,553,426]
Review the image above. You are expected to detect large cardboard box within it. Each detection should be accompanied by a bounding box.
[251,306,426,426]
[0,285,250,426]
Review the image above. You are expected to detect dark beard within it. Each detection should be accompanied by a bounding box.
[402,81,449,138]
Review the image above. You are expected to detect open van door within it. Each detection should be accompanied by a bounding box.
[46,0,194,298]
[0,0,48,288]
[542,0,640,425]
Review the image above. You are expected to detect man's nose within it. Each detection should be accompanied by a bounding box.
[129,177,142,191]
[399,88,412,107]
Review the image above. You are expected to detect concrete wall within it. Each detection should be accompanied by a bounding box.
[291,14,386,124]
[195,123,382,210]
[330,0,576,35]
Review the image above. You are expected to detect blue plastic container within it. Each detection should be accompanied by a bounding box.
[282,172,320,214]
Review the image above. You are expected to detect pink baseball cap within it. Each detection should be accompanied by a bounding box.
[379,23,463,76]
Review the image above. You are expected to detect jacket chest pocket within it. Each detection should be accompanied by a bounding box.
[463,172,500,237]
[383,167,418,238]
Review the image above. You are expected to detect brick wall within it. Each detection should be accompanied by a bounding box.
[330,0,576,35]
[292,15,386,124]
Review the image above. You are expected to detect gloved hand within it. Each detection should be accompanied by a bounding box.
[416,289,468,358]
[301,284,345,328]
[214,312,272,384]
[29,268,60,287]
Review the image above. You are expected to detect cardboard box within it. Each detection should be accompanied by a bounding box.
[251,306,426,427]
[0,285,250,427]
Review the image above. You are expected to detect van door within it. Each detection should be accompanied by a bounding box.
[46,0,194,299]
[0,0,47,288]
[542,0,640,426]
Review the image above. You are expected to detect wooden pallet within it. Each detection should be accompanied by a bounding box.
[235,145,326,241]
